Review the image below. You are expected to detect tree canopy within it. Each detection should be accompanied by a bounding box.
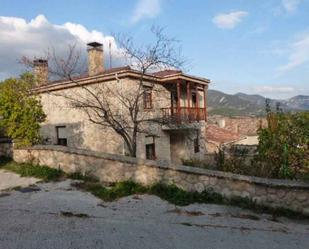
[257,101,309,179]
[0,73,46,147]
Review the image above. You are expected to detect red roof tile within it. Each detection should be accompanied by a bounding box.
[49,66,131,85]
[152,69,182,77]
[206,124,241,144]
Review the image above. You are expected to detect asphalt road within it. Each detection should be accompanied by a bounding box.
[0,176,308,249]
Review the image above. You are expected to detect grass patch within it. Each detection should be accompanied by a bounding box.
[75,181,148,202]
[0,157,64,181]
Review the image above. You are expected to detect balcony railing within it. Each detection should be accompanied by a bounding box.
[161,107,206,123]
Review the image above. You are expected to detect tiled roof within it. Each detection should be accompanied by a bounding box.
[49,66,131,85]
[206,124,241,144]
[36,67,209,93]
[152,69,182,77]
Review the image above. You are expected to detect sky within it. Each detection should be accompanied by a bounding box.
[0,0,308,99]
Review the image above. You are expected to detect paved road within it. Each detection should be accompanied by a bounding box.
[0,169,39,191]
[0,178,308,249]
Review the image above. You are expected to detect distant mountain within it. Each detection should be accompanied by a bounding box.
[207,90,309,116]
[285,95,309,110]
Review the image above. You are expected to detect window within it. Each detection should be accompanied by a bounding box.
[145,136,156,160]
[143,87,153,109]
[56,126,67,146]
[194,135,200,153]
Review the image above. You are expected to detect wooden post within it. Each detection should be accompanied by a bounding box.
[195,84,200,121]
[187,81,190,108]
[177,80,181,122]
[186,81,191,121]
[203,85,207,121]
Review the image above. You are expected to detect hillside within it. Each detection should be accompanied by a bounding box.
[207,90,309,116]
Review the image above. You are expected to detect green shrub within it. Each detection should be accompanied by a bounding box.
[214,147,259,176]
[256,101,309,179]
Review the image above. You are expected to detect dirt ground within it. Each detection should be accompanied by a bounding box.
[0,173,308,249]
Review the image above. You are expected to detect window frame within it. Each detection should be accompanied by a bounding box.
[145,135,156,160]
[56,125,67,146]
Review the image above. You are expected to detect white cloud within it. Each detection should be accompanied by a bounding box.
[277,32,309,73]
[282,0,302,13]
[212,11,248,29]
[131,0,161,24]
[254,86,295,93]
[0,15,122,80]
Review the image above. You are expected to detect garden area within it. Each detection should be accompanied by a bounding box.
[184,106,309,181]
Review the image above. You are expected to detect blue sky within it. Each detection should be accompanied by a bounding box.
[0,0,308,99]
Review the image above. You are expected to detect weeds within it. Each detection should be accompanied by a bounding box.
[75,180,308,219]
[0,157,63,181]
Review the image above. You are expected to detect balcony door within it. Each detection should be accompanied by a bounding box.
[191,91,197,108]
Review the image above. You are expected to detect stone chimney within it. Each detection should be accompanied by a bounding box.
[33,59,48,86]
[87,42,104,76]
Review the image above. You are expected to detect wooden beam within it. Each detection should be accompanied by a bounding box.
[177,80,181,122]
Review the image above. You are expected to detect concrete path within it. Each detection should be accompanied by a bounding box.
[0,169,40,191]
[0,179,308,249]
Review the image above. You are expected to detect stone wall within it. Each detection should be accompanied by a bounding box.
[0,139,12,157]
[13,145,309,215]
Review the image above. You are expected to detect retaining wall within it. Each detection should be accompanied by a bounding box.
[13,145,309,215]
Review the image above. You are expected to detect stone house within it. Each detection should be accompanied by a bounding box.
[33,42,210,164]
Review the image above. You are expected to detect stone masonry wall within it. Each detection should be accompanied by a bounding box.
[13,145,309,215]
[39,78,184,162]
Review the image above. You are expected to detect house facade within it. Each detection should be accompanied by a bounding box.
[34,42,210,164]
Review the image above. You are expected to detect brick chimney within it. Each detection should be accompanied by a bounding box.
[87,42,104,76]
[33,59,48,86]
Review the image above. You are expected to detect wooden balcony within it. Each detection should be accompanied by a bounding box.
[161,107,206,123]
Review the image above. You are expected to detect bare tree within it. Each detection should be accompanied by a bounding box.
[23,27,186,157]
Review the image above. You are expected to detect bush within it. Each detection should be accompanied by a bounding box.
[256,101,309,179]
[214,146,258,176]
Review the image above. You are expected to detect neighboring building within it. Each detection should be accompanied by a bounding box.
[206,117,262,153]
[205,124,243,153]
[33,42,210,164]
[209,115,267,136]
